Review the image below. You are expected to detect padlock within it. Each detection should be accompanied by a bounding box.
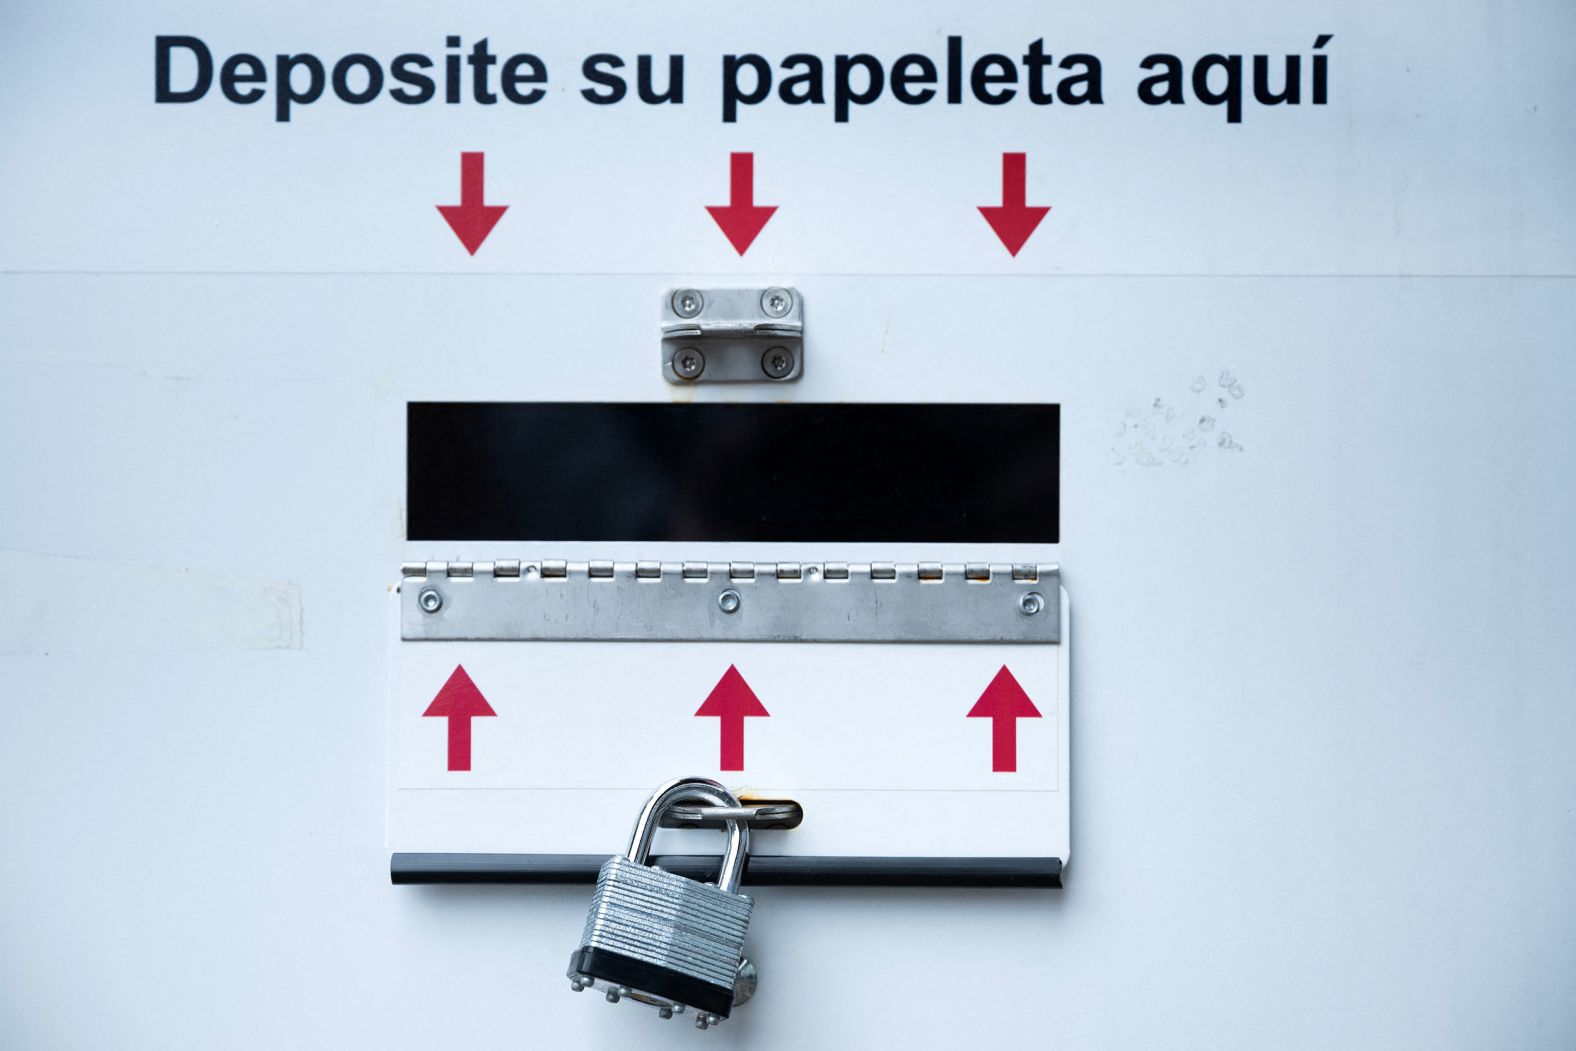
[567,777,756,1029]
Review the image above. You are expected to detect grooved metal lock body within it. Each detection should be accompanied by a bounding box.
[567,778,757,1029]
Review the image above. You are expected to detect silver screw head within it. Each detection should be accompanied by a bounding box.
[695,1015,710,1030]
[673,347,705,380]
[672,288,704,318]
[658,1007,674,1020]
[760,287,793,317]
[761,346,795,379]
[605,988,622,1004]
[1018,591,1045,616]
[417,587,442,613]
[718,588,742,614]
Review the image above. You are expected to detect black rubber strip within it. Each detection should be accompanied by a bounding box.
[570,946,735,1018]
[391,853,1062,888]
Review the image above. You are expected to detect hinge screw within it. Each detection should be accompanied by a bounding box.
[1017,591,1045,616]
[672,289,704,318]
[418,587,443,614]
[762,346,795,379]
[718,588,742,614]
[674,347,706,380]
[760,287,793,317]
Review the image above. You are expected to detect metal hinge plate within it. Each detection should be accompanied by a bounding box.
[400,560,1059,643]
[662,286,804,384]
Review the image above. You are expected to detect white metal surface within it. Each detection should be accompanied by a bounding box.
[390,613,1069,858]
[3,1,1576,1049]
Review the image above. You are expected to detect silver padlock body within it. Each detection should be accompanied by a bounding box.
[575,855,753,1016]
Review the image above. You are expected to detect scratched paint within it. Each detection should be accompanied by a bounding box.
[1112,369,1248,466]
[0,551,302,654]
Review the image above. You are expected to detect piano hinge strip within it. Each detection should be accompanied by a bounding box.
[399,561,1060,644]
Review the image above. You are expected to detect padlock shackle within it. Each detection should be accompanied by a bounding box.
[625,777,750,895]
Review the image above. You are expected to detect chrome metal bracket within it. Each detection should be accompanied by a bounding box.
[400,560,1059,643]
[662,287,803,384]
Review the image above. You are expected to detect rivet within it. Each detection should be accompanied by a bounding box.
[760,287,793,317]
[672,288,704,318]
[673,347,706,380]
[761,346,795,379]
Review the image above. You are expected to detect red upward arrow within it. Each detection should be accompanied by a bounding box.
[422,664,497,772]
[706,152,777,256]
[966,665,1043,772]
[436,151,508,255]
[978,152,1051,257]
[695,665,770,771]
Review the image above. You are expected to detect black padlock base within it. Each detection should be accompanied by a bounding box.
[571,946,735,1018]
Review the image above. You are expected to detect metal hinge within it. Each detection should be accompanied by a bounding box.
[399,560,1059,643]
[662,287,803,384]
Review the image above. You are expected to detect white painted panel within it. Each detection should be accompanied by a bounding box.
[2,0,1575,1047]
[389,607,1069,857]
[4,270,1574,1049]
[0,1,1571,275]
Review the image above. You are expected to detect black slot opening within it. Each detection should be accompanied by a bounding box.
[407,402,1058,544]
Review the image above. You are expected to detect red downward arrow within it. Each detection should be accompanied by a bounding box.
[978,152,1051,257]
[422,664,497,772]
[695,665,770,771]
[437,151,508,255]
[706,152,777,256]
[966,665,1043,772]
